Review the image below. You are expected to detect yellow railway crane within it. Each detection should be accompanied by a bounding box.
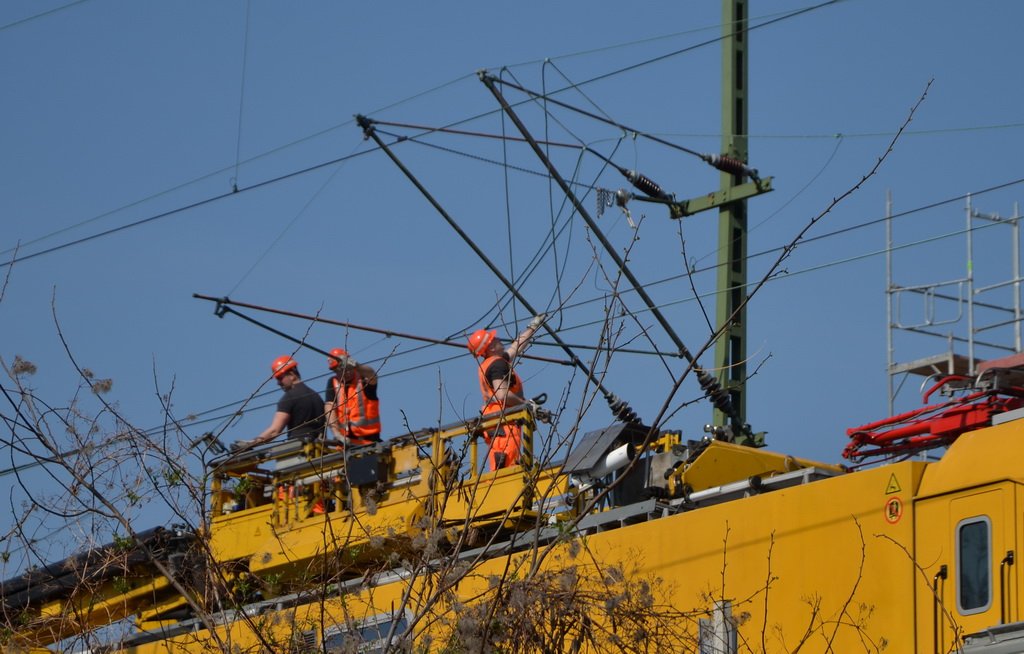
[7,376,1024,652]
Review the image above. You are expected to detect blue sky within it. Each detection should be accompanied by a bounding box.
[2,1,1023,562]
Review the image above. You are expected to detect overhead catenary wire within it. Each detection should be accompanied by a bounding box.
[539,0,844,92]
[6,0,1015,442]
[373,128,573,187]
[12,31,1010,281]
[0,120,599,271]
[0,72,479,259]
[231,0,253,192]
[500,68,520,329]
[0,144,382,270]
[9,220,1015,486]
[743,134,845,237]
[11,170,1022,449]
[5,186,1016,484]
[9,112,1016,269]
[541,60,568,319]
[14,0,986,323]
[226,140,364,297]
[0,0,93,32]
[187,106,1024,441]
[3,1,840,266]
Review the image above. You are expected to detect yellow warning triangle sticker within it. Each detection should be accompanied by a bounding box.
[886,473,902,495]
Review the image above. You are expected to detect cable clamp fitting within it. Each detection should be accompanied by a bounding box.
[354,114,374,140]
[214,298,229,319]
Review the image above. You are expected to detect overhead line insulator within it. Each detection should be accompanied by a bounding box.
[695,369,732,416]
[705,154,760,183]
[624,169,673,202]
[606,393,641,425]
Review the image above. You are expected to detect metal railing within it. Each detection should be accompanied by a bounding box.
[886,194,1023,414]
[207,404,545,526]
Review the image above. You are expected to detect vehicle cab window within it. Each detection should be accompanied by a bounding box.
[957,516,992,614]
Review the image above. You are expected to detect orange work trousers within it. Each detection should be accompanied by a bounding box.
[483,403,521,470]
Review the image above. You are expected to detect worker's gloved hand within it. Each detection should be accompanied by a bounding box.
[230,440,252,452]
[528,313,547,330]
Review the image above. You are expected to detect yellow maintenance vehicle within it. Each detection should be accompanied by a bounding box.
[6,354,1024,653]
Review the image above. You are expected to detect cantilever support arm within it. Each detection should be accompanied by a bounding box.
[355,114,641,425]
[477,72,748,436]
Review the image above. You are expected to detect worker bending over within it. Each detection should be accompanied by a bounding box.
[238,356,325,449]
[468,314,545,470]
[324,348,381,446]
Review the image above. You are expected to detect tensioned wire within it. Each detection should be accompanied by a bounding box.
[5,0,1020,472]
[11,0,1017,271]
[5,106,1021,469]
[27,177,1024,458]
[0,200,1015,484]
[3,0,845,262]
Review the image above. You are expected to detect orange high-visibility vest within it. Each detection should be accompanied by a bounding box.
[331,376,381,445]
[477,355,523,469]
[478,355,522,408]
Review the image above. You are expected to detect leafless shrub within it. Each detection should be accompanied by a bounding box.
[434,556,698,653]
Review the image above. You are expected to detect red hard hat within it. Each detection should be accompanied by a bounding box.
[327,348,350,370]
[467,329,497,357]
[271,355,298,379]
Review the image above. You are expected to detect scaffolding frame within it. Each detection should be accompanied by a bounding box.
[886,193,1023,414]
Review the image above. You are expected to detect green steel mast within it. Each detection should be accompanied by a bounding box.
[713,0,750,434]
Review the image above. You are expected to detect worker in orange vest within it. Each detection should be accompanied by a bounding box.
[324,348,381,447]
[468,314,546,470]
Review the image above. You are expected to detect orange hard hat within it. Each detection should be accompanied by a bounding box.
[327,348,350,370]
[271,355,298,379]
[467,329,497,357]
